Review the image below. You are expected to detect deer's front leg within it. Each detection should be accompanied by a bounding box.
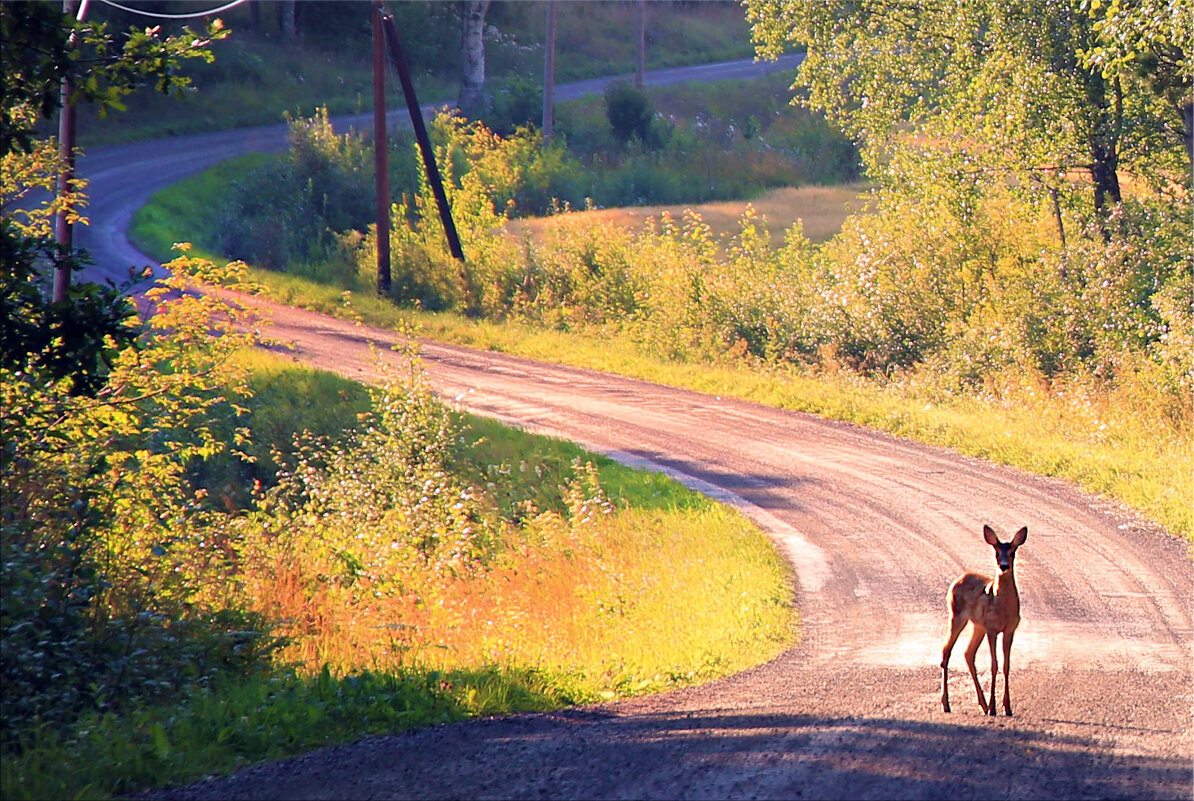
[985,631,999,716]
[941,614,968,713]
[1001,630,1015,716]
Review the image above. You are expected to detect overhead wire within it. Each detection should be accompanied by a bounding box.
[93,0,251,21]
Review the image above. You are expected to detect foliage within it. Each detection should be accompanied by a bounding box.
[1080,0,1193,171]
[0,2,228,156]
[0,127,137,396]
[605,81,656,145]
[0,221,136,397]
[1,3,228,395]
[198,73,859,299]
[2,11,257,750]
[1,251,275,746]
[216,108,391,271]
[745,0,1192,215]
[485,75,544,136]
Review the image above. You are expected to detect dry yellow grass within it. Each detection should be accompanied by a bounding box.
[508,183,871,248]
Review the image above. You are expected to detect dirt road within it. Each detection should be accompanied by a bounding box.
[144,299,1192,800]
[72,58,1193,800]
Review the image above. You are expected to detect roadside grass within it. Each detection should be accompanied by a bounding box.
[128,153,271,264]
[2,667,570,801]
[131,164,1192,541]
[545,0,755,81]
[381,315,1194,541]
[2,352,795,801]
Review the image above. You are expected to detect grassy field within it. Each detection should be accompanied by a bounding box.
[507,184,871,249]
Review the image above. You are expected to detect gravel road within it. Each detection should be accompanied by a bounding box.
[69,57,1193,800]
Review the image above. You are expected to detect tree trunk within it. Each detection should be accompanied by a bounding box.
[457,0,491,117]
[635,0,645,89]
[1180,98,1193,173]
[1085,72,1122,221]
[281,1,297,38]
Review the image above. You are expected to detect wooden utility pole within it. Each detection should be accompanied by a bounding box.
[53,0,84,303]
[542,0,556,144]
[635,0,645,89]
[372,3,391,296]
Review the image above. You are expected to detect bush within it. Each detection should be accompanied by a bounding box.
[1,253,278,746]
[604,81,654,145]
[486,76,543,137]
[217,108,405,273]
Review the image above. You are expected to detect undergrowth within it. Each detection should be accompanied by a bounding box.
[3,287,793,799]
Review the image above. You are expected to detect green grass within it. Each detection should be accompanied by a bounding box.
[2,666,589,800]
[3,351,795,801]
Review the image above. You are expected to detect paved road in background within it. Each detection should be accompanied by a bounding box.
[70,57,1192,799]
[74,54,805,286]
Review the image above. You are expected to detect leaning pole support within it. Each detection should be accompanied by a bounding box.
[379,9,466,266]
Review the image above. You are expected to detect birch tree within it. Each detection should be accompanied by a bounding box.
[457,0,492,117]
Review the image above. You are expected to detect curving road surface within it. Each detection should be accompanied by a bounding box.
[70,58,1192,799]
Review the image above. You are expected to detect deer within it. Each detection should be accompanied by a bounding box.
[940,524,1027,716]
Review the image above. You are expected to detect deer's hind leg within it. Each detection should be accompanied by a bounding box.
[940,612,969,713]
[963,624,989,714]
[985,630,1000,716]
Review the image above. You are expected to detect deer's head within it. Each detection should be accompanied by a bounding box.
[983,525,1027,573]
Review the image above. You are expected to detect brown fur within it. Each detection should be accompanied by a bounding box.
[940,525,1027,716]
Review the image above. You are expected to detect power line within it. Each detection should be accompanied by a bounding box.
[94,0,251,20]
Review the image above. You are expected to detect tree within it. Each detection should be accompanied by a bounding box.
[745,0,1192,217]
[0,2,228,391]
[2,7,260,736]
[605,81,653,145]
[1080,0,1193,170]
[1,2,227,156]
[457,0,492,117]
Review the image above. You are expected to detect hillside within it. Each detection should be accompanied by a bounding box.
[77,0,758,145]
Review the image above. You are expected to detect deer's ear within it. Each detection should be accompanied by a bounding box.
[1011,526,1027,547]
[983,525,999,546]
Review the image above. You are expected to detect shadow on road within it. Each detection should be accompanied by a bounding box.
[459,706,1192,800]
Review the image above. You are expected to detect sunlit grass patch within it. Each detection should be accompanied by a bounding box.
[507,183,870,249]
[225,356,796,688]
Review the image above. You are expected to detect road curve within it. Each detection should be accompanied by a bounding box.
[72,60,1192,800]
[72,54,805,287]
